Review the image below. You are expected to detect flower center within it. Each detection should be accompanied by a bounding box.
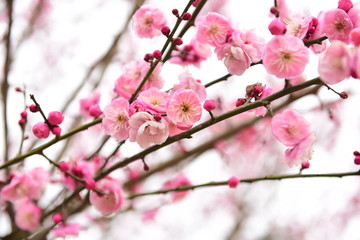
[181,104,190,113]
[117,114,126,122]
[335,21,345,31]
[280,52,292,61]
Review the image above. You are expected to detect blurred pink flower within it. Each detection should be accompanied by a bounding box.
[170,38,211,67]
[129,112,169,148]
[164,174,192,202]
[133,6,166,38]
[1,167,49,201]
[102,98,130,141]
[51,223,82,237]
[15,199,41,231]
[166,89,202,130]
[285,133,316,167]
[263,35,309,79]
[318,41,351,84]
[271,109,312,147]
[89,177,123,216]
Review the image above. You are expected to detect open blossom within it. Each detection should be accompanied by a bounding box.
[271,109,312,147]
[129,112,169,148]
[62,158,97,190]
[321,9,353,42]
[1,167,49,201]
[133,6,166,38]
[89,177,123,216]
[285,133,316,167]
[172,72,207,101]
[114,61,163,99]
[15,199,41,231]
[215,29,265,75]
[195,12,233,46]
[283,14,313,39]
[167,89,202,130]
[263,35,309,79]
[102,98,130,141]
[318,41,351,84]
[137,87,169,113]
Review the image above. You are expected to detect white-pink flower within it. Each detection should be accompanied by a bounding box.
[102,98,130,141]
[271,109,312,147]
[129,112,169,148]
[50,223,82,238]
[263,35,309,79]
[89,177,123,216]
[166,89,202,130]
[15,199,41,231]
[195,12,233,46]
[133,6,166,38]
[318,40,351,84]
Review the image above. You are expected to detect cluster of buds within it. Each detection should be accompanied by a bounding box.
[31,106,64,138]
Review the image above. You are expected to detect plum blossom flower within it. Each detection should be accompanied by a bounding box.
[129,112,169,148]
[133,6,166,38]
[285,133,316,167]
[271,109,312,147]
[163,174,192,202]
[50,223,82,238]
[166,89,202,130]
[114,61,163,99]
[102,98,130,141]
[215,30,265,75]
[170,38,211,67]
[283,14,313,39]
[321,9,353,42]
[62,157,97,190]
[195,12,233,46]
[89,177,123,216]
[263,35,309,79]
[318,41,351,84]
[32,122,50,138]
[80,92,100,117]
[1,167,49,201]
[137,87,169,113]
[172,72,207,101]
[15,199,41,231]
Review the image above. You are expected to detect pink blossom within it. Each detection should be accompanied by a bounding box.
[89,104,102,118]
[283,14,313,39]
[170,38,211,67]
[114,61,163,99]
[129,112,169,148]
[129,100,147,116]
[163,174,192,202]
[62,158,97,190]
[15,199,41,231]
[89,177,123,216]
[50,223,82,237]
[102,98,130,141]
[137,87,169,113]
[348,3,360,28]
[195,12,233,46]
[166,89,202,130]
[1,167,49,201]
[215,30,265,76]
[32,122,50,138]
[172,72,207,101]
[321,9,353,43]
[285,134,316,167]
[263,35,309,79]
[318,41,351,84]
[133,6,166,38]
[271,109,312,147]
